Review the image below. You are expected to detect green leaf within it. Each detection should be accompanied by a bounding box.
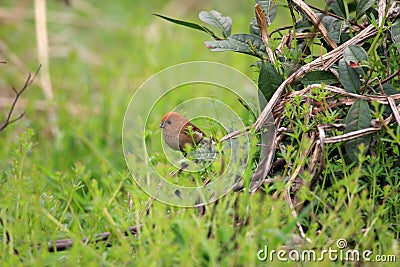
[381,83,400,117]
[153,14,218,39]
[327,0,346,18]
[199,10,232,38]
[369,12,379,29]
[295,17,313,31]
[343,45,368,65]
[338,59,361,93]
[382,83,399,95]
[250,17,260,36]
[344,100,372,161]
[327,19,342,44]
[356,0,375,19]
[343,45,368,77]
[340,31,351,43]
[256,0,278,24]
[390,18,400,45]
[258,61,282,101]
[205,34,266,58]
[300,70,338,85]
[320,15,348,44]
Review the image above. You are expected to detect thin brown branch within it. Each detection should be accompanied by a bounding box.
[284,190,312,243]
[44,224,142,252]
[249,139,276,193]
[372,68,400,89]
[324,127,381,143]
[0,65,41,132]
[308,3,365,29]
[307,84,400,104]
[270,25,293,36]
[378,0,387,28]
[292,0,338,49]
[255,4,276,65]
[388,97,400,125]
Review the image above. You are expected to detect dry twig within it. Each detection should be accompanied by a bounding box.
[255,4,276,65]
[0,66,41,132]
[292,0,337,49]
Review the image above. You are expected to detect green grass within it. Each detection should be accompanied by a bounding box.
[0,0,399,266]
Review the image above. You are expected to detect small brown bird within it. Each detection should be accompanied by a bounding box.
[160,112,205,152]
[160,112,225,181]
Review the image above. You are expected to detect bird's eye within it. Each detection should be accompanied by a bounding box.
[166,120,171,124]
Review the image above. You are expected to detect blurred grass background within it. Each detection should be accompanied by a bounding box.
[0,0,283,173]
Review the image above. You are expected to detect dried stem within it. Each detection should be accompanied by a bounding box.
[0,66,41,132]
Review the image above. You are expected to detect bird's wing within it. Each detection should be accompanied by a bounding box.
[183,122,206,137]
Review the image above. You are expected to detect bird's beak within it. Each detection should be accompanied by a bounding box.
[159,122,165,128]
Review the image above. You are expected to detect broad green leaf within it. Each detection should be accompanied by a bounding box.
[258,61,282,101]
[281,61,302,77]
[390,18,400,45]
[338,59,361,93]
[320,15,348,44]
[344,99,372,161]
[300,70,338,85]
[382,83,399,95]
[250,17,260,36]
[340,31,351,43]
[256,0,277,24]
[327,0,346,18]
[343,45,368,65]
[330,20,348,44]
[154,14,218,39]
[295,17,313,31]
[205,34,267,58]
[199,10,232,38]
[343,45,367,77]
[356,0,375,19]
